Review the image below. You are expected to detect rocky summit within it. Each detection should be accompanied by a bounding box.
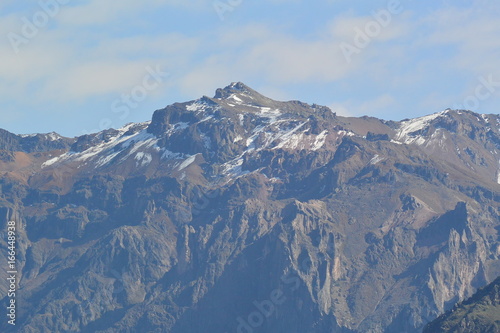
[0,82,499,332]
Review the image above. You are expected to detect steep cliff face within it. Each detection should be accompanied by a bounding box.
[424,276,500,333]
[0,83,499,332]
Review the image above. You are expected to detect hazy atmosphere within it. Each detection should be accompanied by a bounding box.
[1,1,500,332]
[2,0,499,136]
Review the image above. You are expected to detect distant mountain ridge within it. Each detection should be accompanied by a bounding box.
[0,83,499,332]
[0,128,73,154]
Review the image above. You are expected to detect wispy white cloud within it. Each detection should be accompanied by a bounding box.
[422,2,500,76]
[1,1,499,136]
[331,94,396,118]
[56,0,208,26]
[0,21,198,102]
[179,24,356,96]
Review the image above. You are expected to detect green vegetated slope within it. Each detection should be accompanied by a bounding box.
[424,276,500,333]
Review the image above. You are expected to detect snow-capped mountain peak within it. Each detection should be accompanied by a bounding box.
[29,84,500,188]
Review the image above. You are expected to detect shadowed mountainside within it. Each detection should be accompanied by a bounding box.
[0,83,499,332]
[424,276,500,332]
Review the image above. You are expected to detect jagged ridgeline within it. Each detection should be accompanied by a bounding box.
[0,82,499,332]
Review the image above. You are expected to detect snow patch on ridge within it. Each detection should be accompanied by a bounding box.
[19,132,62,141]
[178,154,197,171]
[135,152,152,167]
[312,130,328,151]
[229,95,243,103]
[46,132,62,141]
[258,107,281,120]
[41,119,204,170]
[497,160,500,185]
[42,122,162,168]
[273,122,308,149]
[370,154,385,165]
[394,111,448,145]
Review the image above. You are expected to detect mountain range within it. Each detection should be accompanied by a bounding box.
[0,82,499,332]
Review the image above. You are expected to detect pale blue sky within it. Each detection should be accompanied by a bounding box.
[1,0,499,137]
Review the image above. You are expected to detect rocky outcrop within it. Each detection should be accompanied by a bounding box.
[0,128,74,153]
[424,276,500,333]
[0,83,499,332]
